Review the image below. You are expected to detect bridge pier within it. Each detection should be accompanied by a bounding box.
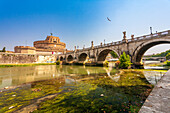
[131,62,144,69]
[131,64,144,69]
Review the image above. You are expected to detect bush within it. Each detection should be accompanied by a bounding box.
[166,61,170,66]
[115,60,120,67]
[56,60,61,65]
[166,53,170,60]
[118,52,131,69]
[103,60,109,67]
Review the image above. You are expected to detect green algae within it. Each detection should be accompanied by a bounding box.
[0,78,65,113]
[33,70,155,113]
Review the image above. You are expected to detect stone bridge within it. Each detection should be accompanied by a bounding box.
[57,30,170,68]
[143,57,166,61]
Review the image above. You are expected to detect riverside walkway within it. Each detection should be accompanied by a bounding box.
[139,69,170,113]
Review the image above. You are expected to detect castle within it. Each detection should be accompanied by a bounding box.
[14,34,68,54]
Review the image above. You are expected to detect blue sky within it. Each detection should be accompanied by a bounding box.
[0,0,170,55]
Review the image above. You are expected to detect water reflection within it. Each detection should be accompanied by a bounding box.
[0,65,114,89]
[143,71,164,85]
[103,67,120,82]
[0,65,166,89]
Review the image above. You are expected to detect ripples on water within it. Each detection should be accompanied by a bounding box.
[0,65,167,113]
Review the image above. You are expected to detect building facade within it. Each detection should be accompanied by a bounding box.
[14,35,67,54]
[34,35,66,54]
[14,46,36,54]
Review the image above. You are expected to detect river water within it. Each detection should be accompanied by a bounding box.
[143,60,170,70]
[0,65,167,113]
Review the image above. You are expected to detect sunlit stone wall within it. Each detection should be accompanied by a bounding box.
[0,53,57,64]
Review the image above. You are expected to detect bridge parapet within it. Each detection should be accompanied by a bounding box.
[128,30,170,42]
[61,30,170,55]
[80,30,170,50]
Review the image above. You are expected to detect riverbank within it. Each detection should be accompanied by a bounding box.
[139,69,170,113]
[0,63,56,67]
[144,62,170,70]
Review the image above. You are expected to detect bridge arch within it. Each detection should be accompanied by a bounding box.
[78,53,88,61]
[133,38,170,65]
[60,56,64,61]
[67,55,74,62]
[97,49,119,61]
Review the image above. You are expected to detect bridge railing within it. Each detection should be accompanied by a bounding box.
[132,30,170,41]
[58,30,170,55]
[79,30,170,50]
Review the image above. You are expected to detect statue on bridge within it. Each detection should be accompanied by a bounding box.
[123,31,126,40]
[122,31,128,43]
[74,46,77,52]
[131,34,134,40]
[91,41,94,49]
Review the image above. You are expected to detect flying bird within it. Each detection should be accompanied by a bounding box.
[107,17,111,22]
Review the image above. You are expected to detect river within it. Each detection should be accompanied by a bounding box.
[0,65,167,113]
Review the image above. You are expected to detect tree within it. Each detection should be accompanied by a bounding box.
[166,61,170,66]
[166,53,170,60]
[1,47,6,52]
[110,51,118,58]
[56,60,61,65]
[148,49,170,57]
[118,52,131,69]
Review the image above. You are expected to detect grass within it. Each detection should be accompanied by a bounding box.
[0,63,56,68]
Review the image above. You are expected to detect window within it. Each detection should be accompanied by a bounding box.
[53,38,57,43]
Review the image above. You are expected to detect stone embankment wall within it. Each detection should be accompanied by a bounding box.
[0,53,57,64]
[139,69,170,113]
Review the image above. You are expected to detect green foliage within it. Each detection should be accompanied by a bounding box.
[110,51,118,58]
[118,52,131,69]
[2,47,6,52]
[0,47,6,52]
[147,49,170,57]
[56,60,61,65]
[166,53,170,60]
[166,61,170,66]
[103,60,109,66]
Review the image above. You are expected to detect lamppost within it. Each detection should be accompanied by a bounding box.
[150,27,153,34]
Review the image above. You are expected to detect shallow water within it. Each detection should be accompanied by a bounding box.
[0,65,167,113]
[0,65,117,89]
